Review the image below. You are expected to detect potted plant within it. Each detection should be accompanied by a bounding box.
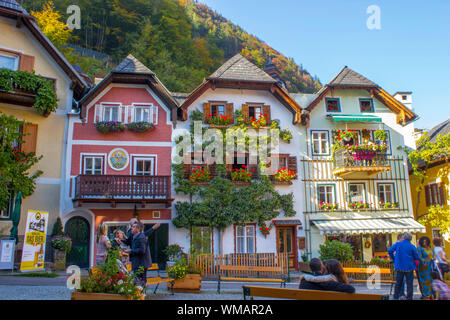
[272,167,296,185]
[378,202,399,210]
[167,256,202,293]
[188,166,212,184]
[318,202,339,212]
[248,114,268,128]
[231,165,252,184]
[72,248,144,300]
[95,121,125,134]
[207,113,233,127]
[258,223,273,237]
[348,201,371,211]
[127,121,155,133]
[51,235,72,270]
[163,244,183,268]
[374,130,387,142]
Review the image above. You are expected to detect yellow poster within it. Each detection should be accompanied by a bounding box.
[20,210,49,271]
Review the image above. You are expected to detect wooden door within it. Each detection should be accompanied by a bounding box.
[276,226,298,270]
[65,217,90,268]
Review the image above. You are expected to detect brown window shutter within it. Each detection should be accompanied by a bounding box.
[203,103,211,123]
[209,164,216,177]
[424,185,431,207]
[242,104,249,123]
[438,183,445,205]
[226,103,234,121]
[287,156,298,179]
[263,105,271,123]
[21,123,38,154]
[19,54,35,72]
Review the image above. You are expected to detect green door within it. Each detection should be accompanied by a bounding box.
[65,217,90,268]
[145,223,169,269]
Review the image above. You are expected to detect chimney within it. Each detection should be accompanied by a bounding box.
[393,92,413,111]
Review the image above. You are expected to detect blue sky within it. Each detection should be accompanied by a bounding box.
[199,0,450,130]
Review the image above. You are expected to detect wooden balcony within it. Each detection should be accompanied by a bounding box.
[0,73,56,110]
[332,148,391,179]
[73,175,172,207]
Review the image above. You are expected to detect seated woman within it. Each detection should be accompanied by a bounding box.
[302,259,349,284]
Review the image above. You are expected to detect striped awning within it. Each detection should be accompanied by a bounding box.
[327,114,382,123]
[312,218,425,235]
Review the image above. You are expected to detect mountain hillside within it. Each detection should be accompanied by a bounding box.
[21,0,321,93]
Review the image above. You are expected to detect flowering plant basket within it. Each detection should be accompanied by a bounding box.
[348,202,371,210]
[77,248,144,300]
[127,121,155,133]
[378,202,399,209]
[95,121,125,134]
[208,113,233,126]
[231,165,252,183]
[188,166,212,183]
[273,167,296,184]
[318,202,339,212]
[258,223,273,237]
[248,114,268,128]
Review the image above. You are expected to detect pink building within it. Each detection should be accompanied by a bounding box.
[63,55,178,267]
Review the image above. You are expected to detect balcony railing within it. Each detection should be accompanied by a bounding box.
[73,175,172,205]
[332,148,390,178]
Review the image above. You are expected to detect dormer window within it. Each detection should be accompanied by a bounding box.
[359,98,374,112]
[325,98,341,112]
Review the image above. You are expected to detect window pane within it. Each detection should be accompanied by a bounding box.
[246,236,254,253]
[0,55,16,70]
[237,226,244,237]
[286,229,292,253]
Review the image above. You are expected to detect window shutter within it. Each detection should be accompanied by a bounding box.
[287,156,298,179]
[209,163,216,177]
[438,183,445,205]
[263,105,271,123]
[203,103,211,123]
[242,104,249,123]
[21,123,38,154]
[19,54,35,72]
[424,185,431,207]
[226,103,234,121]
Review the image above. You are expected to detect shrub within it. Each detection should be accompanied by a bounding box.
[319,240,354,262]
[163,244,183,261]
[51,235,72,253]
[51,217,64,237]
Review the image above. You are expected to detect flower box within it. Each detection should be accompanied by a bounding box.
[71,291,144,300]
[272,180,293,185]
[208,124,231,129]
[168,274,202,293]
[127,121,155,133]
[95,121,125,134]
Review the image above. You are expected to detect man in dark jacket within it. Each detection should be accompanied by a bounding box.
[126,221,151,285]
[123,217,160,247]
[299,258,355,293]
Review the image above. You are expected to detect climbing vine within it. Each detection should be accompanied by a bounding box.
[0,68,58,116]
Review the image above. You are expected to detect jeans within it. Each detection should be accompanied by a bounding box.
[394,270,414,300]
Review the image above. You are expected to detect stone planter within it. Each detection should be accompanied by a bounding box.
[71,291,144,300]
[53,249,66,271]
[168,274,202,293]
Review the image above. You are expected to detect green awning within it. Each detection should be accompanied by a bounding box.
[327,114,382,123]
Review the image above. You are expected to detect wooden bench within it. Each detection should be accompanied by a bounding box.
[343,267,395,295]
[126,263,175,294]
[242,285,389,300]
[218,265,287,294]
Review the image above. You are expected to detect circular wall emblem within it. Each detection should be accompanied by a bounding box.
[108,148,129,171]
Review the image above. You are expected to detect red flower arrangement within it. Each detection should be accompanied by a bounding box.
[273,167,296,183]
[208,113,233,126]
[231,165,252,182]
[248,113,268,128]
[259,223,273,237]
[188,166,212,183]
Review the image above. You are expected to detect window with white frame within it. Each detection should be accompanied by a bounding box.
[378,183,395,204]
[236,225,255,253]
[311,131,330,155]
[348,183,365,203]
[318,185,335,204]
[84,156,103,175]
[0,52,19,70]
[134,106,151,122]
[134,158,154,176]
[103,105,120,122]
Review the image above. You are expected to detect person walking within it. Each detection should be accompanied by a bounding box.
[95,224,111,265]
[433,238,449,279]
[388,232,420,300]
[417,236,435,299]
[126,221,151,285]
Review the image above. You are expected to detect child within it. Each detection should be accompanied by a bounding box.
[431,271,450,300]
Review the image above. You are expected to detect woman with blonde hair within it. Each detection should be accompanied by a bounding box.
[96,223,111,265]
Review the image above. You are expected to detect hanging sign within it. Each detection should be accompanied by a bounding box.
[20,210,49,271]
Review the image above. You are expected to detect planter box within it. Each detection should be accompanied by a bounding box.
[53,250,66,271]
[208,124,231,129]
[231,181,251,186]
[272,180,293,185]
[168,274,202,293]
[71,291,144,300]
